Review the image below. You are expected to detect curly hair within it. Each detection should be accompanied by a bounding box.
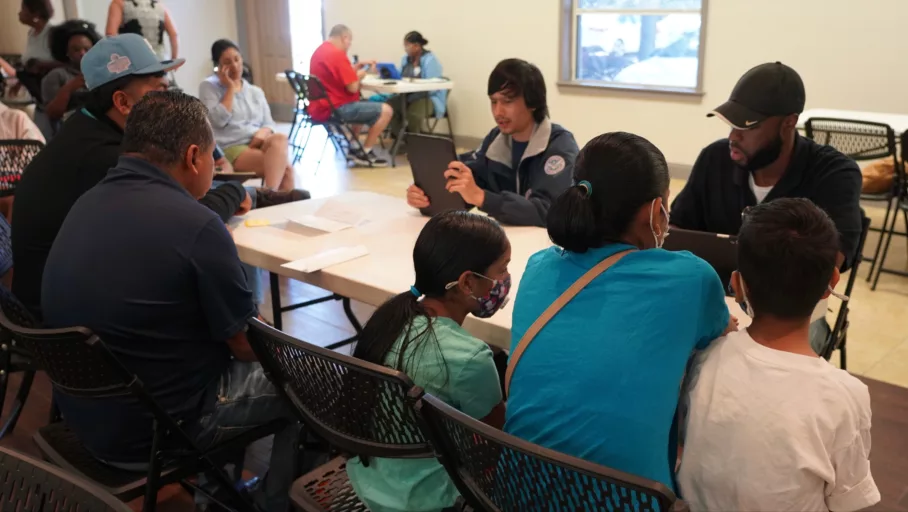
[49,20,101,63]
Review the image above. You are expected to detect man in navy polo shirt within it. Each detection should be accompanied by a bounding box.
[41,91,297,512]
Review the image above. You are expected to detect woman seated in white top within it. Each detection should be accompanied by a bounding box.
[199,39,293,191]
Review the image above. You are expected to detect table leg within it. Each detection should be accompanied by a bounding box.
[389,93,408,167]
[342,296,363,334]
[269,272,282,331]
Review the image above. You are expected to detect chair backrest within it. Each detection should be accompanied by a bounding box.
[415,394,688,512]
[822,213,872,360]
[804,118,898,165]
[0,140,44,197]
[285,69,303,97]
[0,311,133,398]
[299,75,330,104]
[0,445,132,511]
[247,318,433,459]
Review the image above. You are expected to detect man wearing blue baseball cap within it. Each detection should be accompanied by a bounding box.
[13,34,303,318]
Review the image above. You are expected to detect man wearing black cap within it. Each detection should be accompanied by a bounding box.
[671,62,862,354]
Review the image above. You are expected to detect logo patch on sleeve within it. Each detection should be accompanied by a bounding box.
[544,155,566,175]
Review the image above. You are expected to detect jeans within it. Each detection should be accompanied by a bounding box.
[193,361,299,512]
[335,101,384,125]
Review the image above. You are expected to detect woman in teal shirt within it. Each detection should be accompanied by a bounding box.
[505,132,734,491]
[349,211,510,512]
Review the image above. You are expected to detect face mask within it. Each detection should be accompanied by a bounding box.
[470,272,511,318]
[739,133,784,172]
[649,199,670,249]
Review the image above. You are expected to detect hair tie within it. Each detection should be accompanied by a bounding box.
[410,286,422,298]
[577,180,592,198]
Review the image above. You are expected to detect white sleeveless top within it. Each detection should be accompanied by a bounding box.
[119,0,167,59]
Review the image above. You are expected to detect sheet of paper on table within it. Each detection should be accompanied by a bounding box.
[287,198,370,233]
[281,245,370,273]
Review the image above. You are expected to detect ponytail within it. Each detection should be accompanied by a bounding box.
[547,185,600,253]
[353,290,438,377]
[547,132,670,254]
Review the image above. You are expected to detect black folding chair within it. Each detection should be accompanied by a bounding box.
[284,70,313,164]
[414,394,688,512]
[803,118,902,288]
[296,75,373,169]
[0,446,132,511]
[425,89,454,140]
[0,312,286,512]
[0,140,45,197]
[821,214,872,369]
[0,285,39,441]
[247,318,434,512]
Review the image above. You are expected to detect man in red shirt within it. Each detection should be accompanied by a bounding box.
[310,24,391,167]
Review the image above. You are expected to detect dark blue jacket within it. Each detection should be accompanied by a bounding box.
[462,119,579,227]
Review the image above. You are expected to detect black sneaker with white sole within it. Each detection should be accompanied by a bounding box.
[352,149,389,168]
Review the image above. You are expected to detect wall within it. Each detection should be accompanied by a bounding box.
[71,0,238,96]
[324,0,908,166]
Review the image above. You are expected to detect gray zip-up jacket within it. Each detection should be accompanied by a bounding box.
[462,118,579,226]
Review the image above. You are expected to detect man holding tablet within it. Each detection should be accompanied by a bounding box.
[406,59,579,227]
[670,62,862,354]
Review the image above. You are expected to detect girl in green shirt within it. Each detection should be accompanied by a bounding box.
[349,210,511,512]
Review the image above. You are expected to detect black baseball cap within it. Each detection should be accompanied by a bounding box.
[708,62,805,130]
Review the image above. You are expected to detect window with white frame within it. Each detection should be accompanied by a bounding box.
[564,0,707,93]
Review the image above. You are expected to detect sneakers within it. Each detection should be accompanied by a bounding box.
[351,149,389,168]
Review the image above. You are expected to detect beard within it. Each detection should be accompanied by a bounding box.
[735,134,784,172]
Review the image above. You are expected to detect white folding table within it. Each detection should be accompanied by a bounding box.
[232,191,749,350]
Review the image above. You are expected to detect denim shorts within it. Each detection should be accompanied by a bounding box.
[335,101,383,125]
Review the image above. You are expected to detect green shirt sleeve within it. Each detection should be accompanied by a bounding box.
[450,343,503,419]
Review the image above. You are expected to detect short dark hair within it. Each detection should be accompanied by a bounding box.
[84,71,166,113]
[487,58,548,123]
[737,198,839,319]
[22,0,53,21]
[49,19,101,63]
[211,38,240,66]
[121,91,214,167]
[547,132,669,253]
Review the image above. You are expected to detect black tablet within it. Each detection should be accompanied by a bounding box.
[663,228,738,293]
[407,134,468,216]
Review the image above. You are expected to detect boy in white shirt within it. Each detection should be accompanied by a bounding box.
[678,198,880,512]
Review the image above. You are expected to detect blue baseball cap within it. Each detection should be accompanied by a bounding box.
[81,34,185,90]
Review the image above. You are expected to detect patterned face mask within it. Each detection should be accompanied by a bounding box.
[470,272,512,318]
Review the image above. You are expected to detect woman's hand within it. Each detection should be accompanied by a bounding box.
[218,65,241,92]
[65,74,85,91]
[250,127,272,149]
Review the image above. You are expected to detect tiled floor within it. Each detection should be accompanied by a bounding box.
[278,124,908,388]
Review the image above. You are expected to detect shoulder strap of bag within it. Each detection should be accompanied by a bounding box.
[504,249,633,397]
